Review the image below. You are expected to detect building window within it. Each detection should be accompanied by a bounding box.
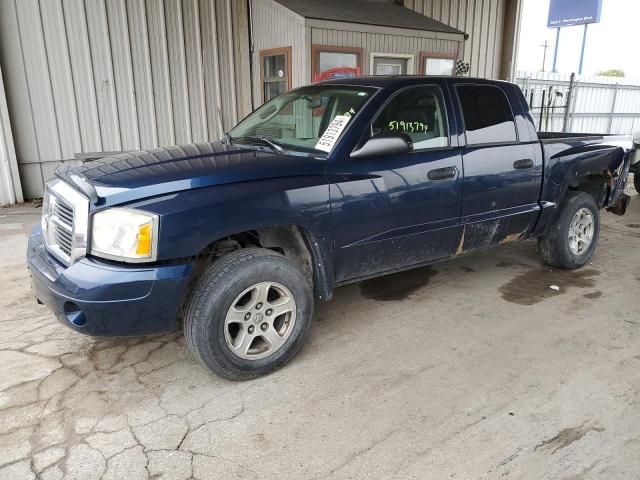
[260,47,292,102]
[370,53,414,76]
[312,45,362,82]
[419,52,457,76]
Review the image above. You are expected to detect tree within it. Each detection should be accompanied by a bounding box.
[596,69,625,77]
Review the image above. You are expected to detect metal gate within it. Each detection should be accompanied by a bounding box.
[520,73,575,133]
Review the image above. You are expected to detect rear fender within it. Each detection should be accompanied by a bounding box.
[533,143,633,235]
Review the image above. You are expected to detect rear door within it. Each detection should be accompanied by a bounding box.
[455,82,542,251]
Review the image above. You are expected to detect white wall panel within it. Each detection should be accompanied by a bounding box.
[184,0,208,141]
[0,0,249,198]
[40,0,83,158]
[146,0,175,146]
[85,0,122,151]
[405,0,507,78]
[64,0,104,153]
[107,0,142,151]
[127,0,158,149]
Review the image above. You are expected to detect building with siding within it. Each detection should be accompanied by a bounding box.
[0,0,521,202]
[253,0,465,105]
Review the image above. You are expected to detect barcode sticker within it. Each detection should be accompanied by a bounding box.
[315,115,351,153]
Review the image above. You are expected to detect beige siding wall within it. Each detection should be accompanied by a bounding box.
[405,0,506,79]
[310,22,462,78]
[0,0,250,198]
[251,0,307,106]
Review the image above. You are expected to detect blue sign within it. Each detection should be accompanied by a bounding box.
[547,0,603,28]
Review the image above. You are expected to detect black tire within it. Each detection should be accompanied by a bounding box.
[184,248,313,381]
[634,173,640,194]
[538,191,600,270]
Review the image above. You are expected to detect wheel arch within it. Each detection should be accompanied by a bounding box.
[186,224,334,303]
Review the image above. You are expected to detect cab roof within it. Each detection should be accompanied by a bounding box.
[316,75,513,89]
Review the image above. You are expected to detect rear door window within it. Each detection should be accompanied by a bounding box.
[456,85,517,145]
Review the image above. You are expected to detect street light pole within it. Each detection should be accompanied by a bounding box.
[552,28,561,73]
[578,24,589,75]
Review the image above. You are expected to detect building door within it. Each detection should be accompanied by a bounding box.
[372,55,412,76]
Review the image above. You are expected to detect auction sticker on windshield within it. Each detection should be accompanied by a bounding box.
[315,115,351,153]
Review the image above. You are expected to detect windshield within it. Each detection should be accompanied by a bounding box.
[229,85,376,155]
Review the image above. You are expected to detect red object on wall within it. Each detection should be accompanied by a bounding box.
[313,67,361,82]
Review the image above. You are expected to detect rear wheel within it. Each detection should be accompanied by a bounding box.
[184,248,313,380]
[538,191,600,270]
[634,173,640,194]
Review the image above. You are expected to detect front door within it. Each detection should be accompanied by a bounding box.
[329,84,463,282]
[455,83,542,251]
[373,56,408,76]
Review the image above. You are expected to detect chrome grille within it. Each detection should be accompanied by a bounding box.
[51,200,74,257]
[42,179,90,266]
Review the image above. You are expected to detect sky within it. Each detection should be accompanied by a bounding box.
[517,0,640,78]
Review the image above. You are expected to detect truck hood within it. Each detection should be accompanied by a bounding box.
[56,142,327,207]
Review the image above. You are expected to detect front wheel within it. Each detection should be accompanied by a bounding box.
[183,248,314,380]
[538,191,600,270]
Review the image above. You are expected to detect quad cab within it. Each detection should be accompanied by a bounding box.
[28,77,637,380]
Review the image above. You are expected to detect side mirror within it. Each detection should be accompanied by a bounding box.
[350,133,413,159]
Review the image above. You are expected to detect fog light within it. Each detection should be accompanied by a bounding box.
[64,302,87,327]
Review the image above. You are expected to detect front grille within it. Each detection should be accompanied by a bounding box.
[51,200,74,258]
[42,179,89,266]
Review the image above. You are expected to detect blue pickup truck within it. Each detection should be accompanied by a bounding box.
[28,76,636,380]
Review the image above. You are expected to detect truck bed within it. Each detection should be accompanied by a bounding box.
[537,131,623,142]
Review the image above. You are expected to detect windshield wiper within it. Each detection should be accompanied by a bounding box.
[235,136,286,155]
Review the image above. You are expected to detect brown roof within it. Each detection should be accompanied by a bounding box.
[273,0,464,35]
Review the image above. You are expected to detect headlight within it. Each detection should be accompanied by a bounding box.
[90,208,159,262]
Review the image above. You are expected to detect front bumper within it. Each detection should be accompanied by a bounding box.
[27,226,193,336]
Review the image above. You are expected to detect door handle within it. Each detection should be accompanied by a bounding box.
[513,159,534,169]
[428,166,457,181]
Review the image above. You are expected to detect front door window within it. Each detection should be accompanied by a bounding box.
[371,85,449,150]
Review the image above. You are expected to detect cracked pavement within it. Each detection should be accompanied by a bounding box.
[1,188,640,479]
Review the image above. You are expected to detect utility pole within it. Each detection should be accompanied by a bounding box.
[540,40,551,72]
